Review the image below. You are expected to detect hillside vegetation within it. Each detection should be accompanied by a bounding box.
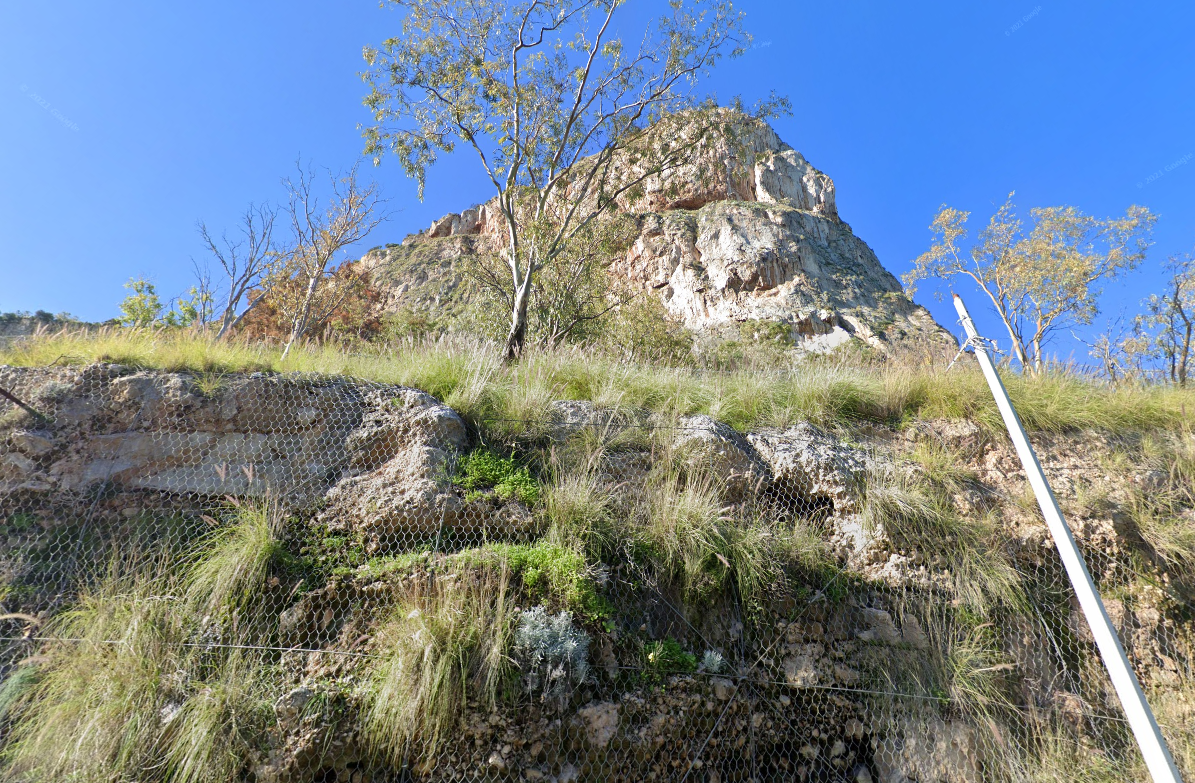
[2,329,1195,783]
[2,328,1191,436]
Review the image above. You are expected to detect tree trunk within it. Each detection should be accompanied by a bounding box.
[503,278,532,361]
[1180,322,1192,387]
[215,309,237,340]
[282,275,320,360]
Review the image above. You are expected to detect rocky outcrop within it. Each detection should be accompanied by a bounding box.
[317,387,467,547]
[0,366,467,528]
[364,113,955,357]
[672,414,770,500]
[618,201,948,352]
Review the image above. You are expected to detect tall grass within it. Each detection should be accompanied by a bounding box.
[1,503,283,783]
[1123,429,1195,579]
[633,438,827,604]
[360,567,515,765]
[1,557,185,782]
[863,466,1024,614]
[4,327,1192,435]
[186,500,282,623]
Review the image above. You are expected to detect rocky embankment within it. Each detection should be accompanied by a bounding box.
[2,366,1192,783]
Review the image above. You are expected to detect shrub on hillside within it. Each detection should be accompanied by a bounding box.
[511,606,591,710]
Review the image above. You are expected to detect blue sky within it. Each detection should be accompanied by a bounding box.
[3,1,1193,362]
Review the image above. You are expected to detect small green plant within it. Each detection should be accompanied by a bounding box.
[543,468,616,560]
[1125,430,1195,580]
[0,666,38,722]
[644,638,697,677]
[455,449,540,504]
[699,650,727,674]
[461,541,610,622]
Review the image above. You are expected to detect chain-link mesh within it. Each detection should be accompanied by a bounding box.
[1,364,1192,782]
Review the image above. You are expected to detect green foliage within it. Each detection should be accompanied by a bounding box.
[455,449,540,504]
[165,286,213,328]
[905,195,1157,373]
[117,278,211,330]
[597,293,695,365]
[381,306,440,341]
[185,500,282,621]
[643,638,698,677]
[461,541,610,622]
[637,454,825,605]
[1121,429,1195,580]
[0,666,38,722]
[543,467,617,561]
[118,276,165,327]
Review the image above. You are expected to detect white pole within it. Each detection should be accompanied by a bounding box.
[951,294,1182,783]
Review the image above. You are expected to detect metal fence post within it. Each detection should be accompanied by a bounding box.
[952,293,1182,783]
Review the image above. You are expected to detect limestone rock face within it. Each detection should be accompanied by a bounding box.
[616,201,948,352]
[0,366,467,527]
[672,414,770,501]
[318,387,467,547]
[747,422,867,515]
[365,114,953,356]
[619,118,839,218]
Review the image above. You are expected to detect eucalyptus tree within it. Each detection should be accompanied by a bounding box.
[362,0,764,359]
[905,195,1156,374]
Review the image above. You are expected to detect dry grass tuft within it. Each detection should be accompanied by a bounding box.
[360,567,515,765]
[1,503,283,783]
[863,465,1024,614]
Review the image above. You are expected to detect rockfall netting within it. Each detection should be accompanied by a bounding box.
[1,365,1193,782]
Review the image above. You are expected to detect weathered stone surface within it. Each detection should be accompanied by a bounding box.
[617,201,950,353]
[10,430,55,457]
[1,369,468,531]
[576,701,620,749]
[872,716,980,783]
[782,651,820,687]
[316,388,466,545]
[855,607,902,645]
[748,421,867,517]
[673,414,770,500]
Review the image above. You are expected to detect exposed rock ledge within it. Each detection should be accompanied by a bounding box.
[1,366,871,559]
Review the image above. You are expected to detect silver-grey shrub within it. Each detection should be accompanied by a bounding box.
[511,606,590,710]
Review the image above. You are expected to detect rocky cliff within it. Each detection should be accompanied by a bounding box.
[360,117,954,356]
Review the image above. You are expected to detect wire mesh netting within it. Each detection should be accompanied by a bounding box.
[1,364,1193,782]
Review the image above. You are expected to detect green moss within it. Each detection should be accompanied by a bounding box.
[455,449,540,504]
[456,541,610,623]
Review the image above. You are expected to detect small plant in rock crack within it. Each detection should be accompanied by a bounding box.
[511,606,590,710]
[643,638,697,678]
[699,649,727,674]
